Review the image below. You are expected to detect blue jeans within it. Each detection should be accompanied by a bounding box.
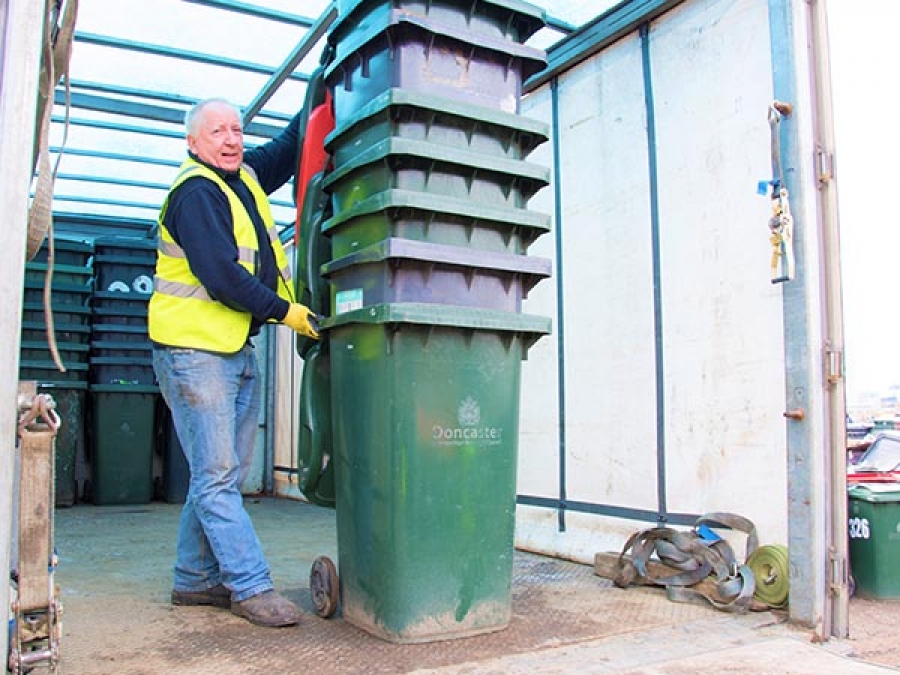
[153,344,273,602]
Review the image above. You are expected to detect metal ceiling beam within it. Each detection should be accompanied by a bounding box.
[52,91,284,138]
[52,113,184,139]
[242,3,337,123]
[51,169,296,211]
[67,79,198,107]
[544,15,576,33]
[50,146,180,168]
[50,194,165,211]
[64,80,292,123]
[183,0,317,27]
[55,173,171,192]
[74,32,311,83]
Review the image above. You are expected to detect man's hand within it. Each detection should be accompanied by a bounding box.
[283,303,320,339]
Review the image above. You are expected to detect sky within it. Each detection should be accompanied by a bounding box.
[827,1,900,403]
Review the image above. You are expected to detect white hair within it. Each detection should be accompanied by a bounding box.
[185,98,242,136]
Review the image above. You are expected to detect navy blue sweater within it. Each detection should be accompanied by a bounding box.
[161,112,302,338]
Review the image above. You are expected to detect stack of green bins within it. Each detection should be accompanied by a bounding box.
[20,237,94,507]
[314,0,553,644]
[88,236,159,505]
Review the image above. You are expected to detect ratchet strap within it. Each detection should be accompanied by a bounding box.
[767,101,795,284]
[10,383,63,675]
[614,512,784,613]
[746,544,790,608]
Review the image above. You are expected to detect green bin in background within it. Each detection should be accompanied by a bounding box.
[848,483,900,599]
[325,303,549,643]
[36,382,88,507]
[89,383,159,505]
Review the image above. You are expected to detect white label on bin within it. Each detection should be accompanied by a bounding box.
[108,281,130,293]
[849,517,871,539]
[432,396,503,448]
[336,288,363,314]
[133,275,154,294]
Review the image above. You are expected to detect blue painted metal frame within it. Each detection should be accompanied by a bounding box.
[74,32,311,83]
[551,77,568,533]
[53,90,286,138]
[639,22,669,525]
[50,146,180,168]
[67,79,199,107]
[767,0,817,628]
[183,0,317,26]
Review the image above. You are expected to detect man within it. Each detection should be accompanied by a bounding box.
[149,98,318,628]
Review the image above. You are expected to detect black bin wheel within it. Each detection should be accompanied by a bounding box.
[310,555,339,618]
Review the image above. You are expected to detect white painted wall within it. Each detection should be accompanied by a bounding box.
[517,0,790,563]
[1,0,51,664]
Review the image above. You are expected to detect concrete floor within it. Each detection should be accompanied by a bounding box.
[38,498,900,674]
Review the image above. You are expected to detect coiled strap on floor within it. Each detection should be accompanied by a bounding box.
[614,512,764,613]
[746,544,790,608]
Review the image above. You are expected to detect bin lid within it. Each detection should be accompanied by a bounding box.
[322,136,550,194]
[321,237,552,280]
[321,188,550,239]
[23,302,92,316]
[848,483,900,502]
[93,235,156,250]
[42,237,94,253]
[89,356,154,366]
[21,340,90,353]
[325,87,550,155]
[93,253,156,264]
[333,0,547,44]
[36,380,90,391]
[326,7,547,82]
[24,279,92,294]
[323,301,550,334]
[22,321,91,334]
[92,305,149,318]
[89,340,153,350]
[90,323,148,333]
[20,359,89,371]
[25,262,92,276]
[92,290,151,301]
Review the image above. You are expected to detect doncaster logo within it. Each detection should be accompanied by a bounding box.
[432,396,503,446]
[457,396,480,427]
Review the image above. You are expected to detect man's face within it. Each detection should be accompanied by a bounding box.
[187,102,244,172]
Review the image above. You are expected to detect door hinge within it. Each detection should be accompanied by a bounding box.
[824,344,843,386]
[828,546,848,595]
[816,145,834,188]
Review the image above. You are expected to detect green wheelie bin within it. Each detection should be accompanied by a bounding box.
[848,483,900,599]
[324,303,549,643]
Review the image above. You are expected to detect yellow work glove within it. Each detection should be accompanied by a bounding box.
[283,303,320,339]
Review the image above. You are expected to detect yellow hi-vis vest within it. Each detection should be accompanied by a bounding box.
[148,159,295,353]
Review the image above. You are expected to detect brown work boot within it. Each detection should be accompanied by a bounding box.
[171,583,231,609]
[231,590,302,627]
